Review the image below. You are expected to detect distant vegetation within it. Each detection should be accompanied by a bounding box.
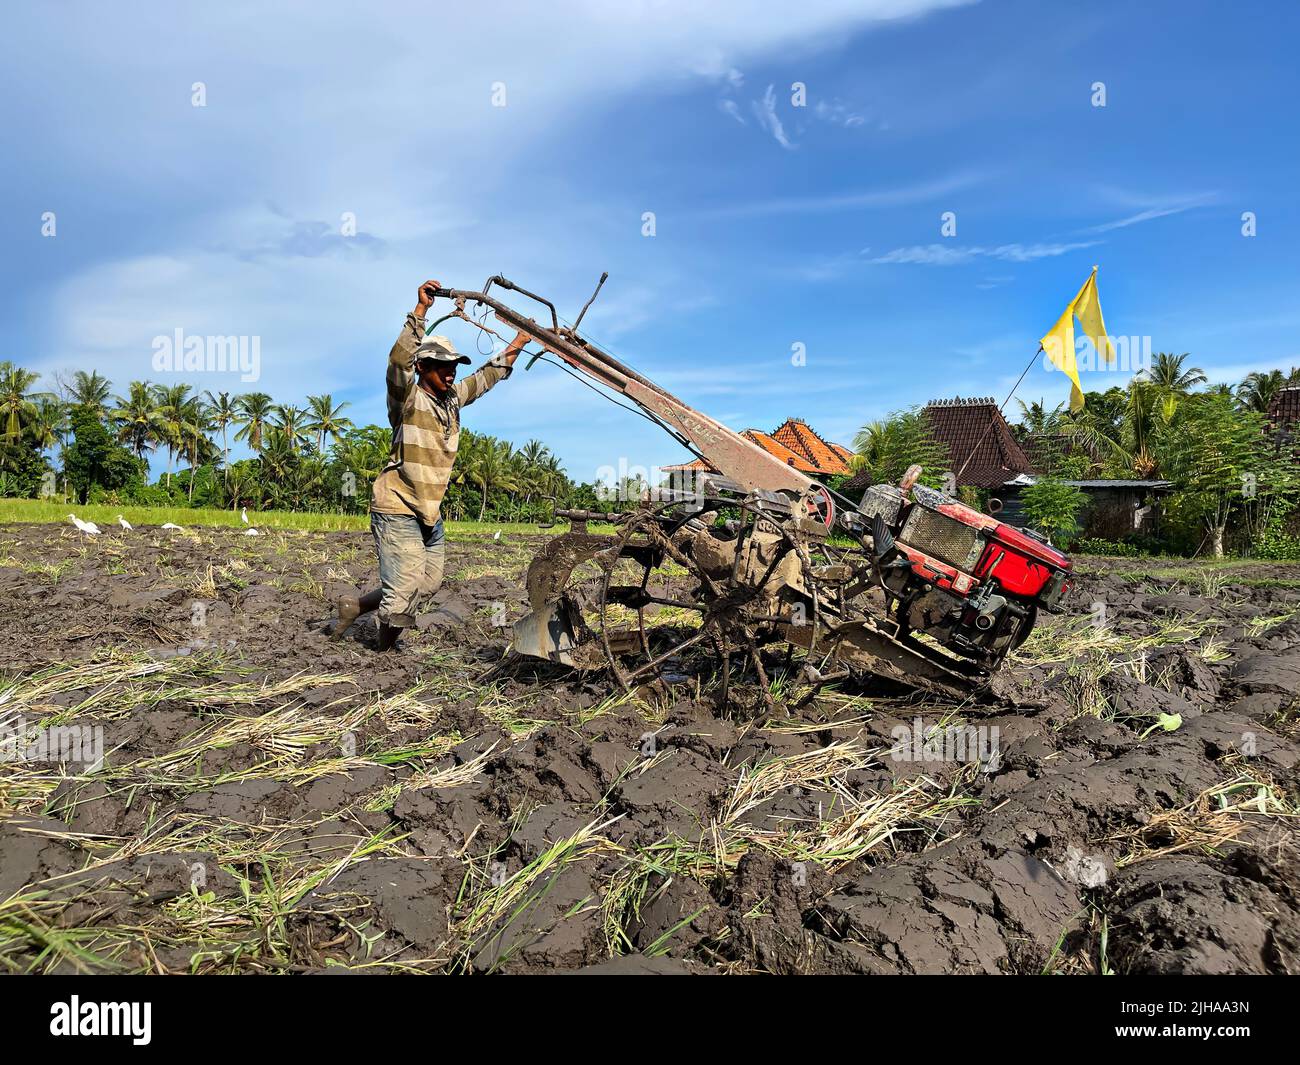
[840,354,1300,558]
[0,366,610,523]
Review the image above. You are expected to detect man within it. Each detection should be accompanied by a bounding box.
[332,279,529,650]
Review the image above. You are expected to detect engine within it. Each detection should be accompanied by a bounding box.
[860,482,1072,668]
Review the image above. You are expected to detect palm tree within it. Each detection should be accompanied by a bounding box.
[461,435,520,520]
[1062,379,1176,478]
[259,427,298,501]
[305,394,353,453]
[271,404,310,453]
[234,392,274,453]
[514,439,551,518]
[0,362,46,441]
[66,370,113,418]
[28,397,68,453]
[226,462,259,511]
[205,390,237,481]
[152,383,194,488]
[1015,399,1065,436]
[1144,352,1206,394]
[179,397,216,502]
[112,381,164,460]
[1236,370,1288,414]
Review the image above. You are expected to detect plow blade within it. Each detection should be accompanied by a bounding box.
[512,595,586,665]
[780,617,988,701]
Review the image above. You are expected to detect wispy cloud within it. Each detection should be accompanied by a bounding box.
[814,98,867,127]
[718,98,746,125]
[752,84,794,149]
[1083,191,1219,233]
[868,240,1100,265]
[698,170,987,219]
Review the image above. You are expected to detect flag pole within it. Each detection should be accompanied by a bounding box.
[952,344,1045,485]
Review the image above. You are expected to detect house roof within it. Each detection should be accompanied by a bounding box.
[923,397,1035,489]
[1267,387,1300,438]
[661,418,852,478]
[770,419,853,475]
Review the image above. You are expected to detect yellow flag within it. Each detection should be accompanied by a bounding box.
[1040,267,1112,412]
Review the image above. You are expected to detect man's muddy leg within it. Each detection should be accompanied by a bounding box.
[368,511,425,652]
[330,586,383,641]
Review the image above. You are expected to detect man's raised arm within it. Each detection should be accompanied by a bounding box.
[456,329,528,407]
[385,280,439,424]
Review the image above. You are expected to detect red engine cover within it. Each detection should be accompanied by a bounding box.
[975,524,1072,597]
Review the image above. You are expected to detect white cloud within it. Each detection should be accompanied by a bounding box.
[719,99,746,125]
[699,170,987,219]
[814,98,867,127]
[1083,190,1219,233]
[752,84,795,149]
[869,240,1100,265]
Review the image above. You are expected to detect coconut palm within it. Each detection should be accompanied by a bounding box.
[0,362,47,441]
[1236,370,1289,413]
[112,381,164,460]
[179,397,216,502]
[305,394,353,453]
[1144,352,1206,394]
[461,435,520,520]
[258,427,298,500]
[234,392,274,454]
[66,370,113,418]
[28,397,68,453]
[151,383,195,488]
[1015,399,1065,436]
[204,390,237,481]
[271,404,311,453]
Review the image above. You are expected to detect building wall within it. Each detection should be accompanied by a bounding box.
[1000,486,1163,541]
[1077,488,1148,540]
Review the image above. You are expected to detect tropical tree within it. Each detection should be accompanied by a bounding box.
[1015,398,1065,436]
[850,410,949,489]
[1155,393,1271,557]
[179,397,216,501]
[271,404,310,454]
[306,394,353,453]
[1063,381,1176,479]
[0,362,46,441]
[27,397,68,454]
[152,383,195,488]
[205,390,238,481]
[460,434,520,520]
[112,381,164,460]
[1236,370,1289,414]
[234,392,275,453]
[1020,478,1087,546]
[1143,352,1206,394]
[66,370,113,418]
[258,427,298,495]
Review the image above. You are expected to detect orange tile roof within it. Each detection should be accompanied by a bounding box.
[770,419,853,475]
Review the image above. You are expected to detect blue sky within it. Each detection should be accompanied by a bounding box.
[4,0,1298,486]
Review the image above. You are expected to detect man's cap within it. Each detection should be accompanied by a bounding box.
[416,334,471,366]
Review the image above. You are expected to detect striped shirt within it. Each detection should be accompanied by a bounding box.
[370,312,513,524]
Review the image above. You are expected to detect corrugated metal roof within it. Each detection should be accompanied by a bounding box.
[1064,479,1174,489]
[1003,476,1173,489]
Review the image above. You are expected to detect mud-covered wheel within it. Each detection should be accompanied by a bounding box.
[591,500,825,713]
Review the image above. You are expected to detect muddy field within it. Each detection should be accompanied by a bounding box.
[0,521,1297,974]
